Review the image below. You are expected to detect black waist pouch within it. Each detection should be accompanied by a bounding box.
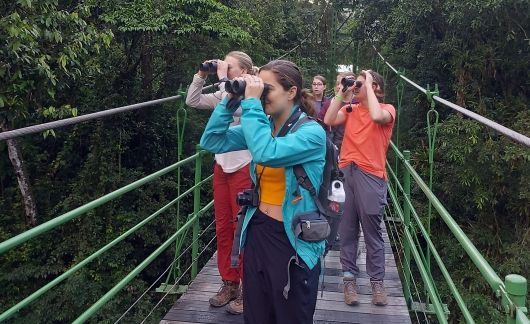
[291,210,330,242]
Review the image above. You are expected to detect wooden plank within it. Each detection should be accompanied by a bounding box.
[179,290,406,306]
[314,309,412,324]
[199,264,400,275]
[170,299,409,317]
[162,300,410,323]
[163,309,243,324]
[182,281,406,297]
[161,223,411,323]
[205,251,397,263]
[192,272,404,288]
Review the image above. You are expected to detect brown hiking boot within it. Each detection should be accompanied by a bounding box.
[209,280,239,307]
[343,277,359,306]
[226,284,243,315]
[371,280,388,306]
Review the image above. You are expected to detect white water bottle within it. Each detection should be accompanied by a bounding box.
[328,180,345,203]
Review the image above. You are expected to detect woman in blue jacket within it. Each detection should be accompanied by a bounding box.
[200,60,326,324]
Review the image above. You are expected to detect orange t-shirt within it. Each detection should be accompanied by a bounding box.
[339,103,396,180]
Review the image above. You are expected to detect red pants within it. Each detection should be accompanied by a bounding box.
[213,162,252,283]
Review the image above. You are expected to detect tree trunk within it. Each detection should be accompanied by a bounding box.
[140,32,153,100]
[0,120,37,226]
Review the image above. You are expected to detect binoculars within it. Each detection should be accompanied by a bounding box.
[199,61,218,73]
[340,78,362,92]
[224,80,270,99]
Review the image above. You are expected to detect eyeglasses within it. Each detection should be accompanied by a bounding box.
[312,83,324,86]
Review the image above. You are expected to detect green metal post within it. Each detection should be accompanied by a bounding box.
[157,104,187,294]
[394,74,404,190]
[403,150,412,305]
[425,84,440,306]
[191,145,202,279]
[174,107,187,276]
[505,275,528,324]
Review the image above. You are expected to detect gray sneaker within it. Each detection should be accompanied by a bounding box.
[370,280,388,306]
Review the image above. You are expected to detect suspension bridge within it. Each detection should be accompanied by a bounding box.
[0,44,529,324]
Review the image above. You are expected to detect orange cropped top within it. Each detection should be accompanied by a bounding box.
[256,164,286,205]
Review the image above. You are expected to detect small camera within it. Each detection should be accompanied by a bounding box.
[199,61,218,73]
[340,77,355,89]
[237,189,259,207]
[224,80,271,101]
[340,78,363,92]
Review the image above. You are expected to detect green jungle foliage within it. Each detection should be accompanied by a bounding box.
[1,0,528,322]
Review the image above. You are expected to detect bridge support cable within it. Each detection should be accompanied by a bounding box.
[388,141,529,323]
[372,45,530,148]
[0,174,212,322]
[157,106,188,295]
[140,233,218,324]
[0,153,203,255]
[72,200,214,323]
[0,84,217,142]
[387,162,474,323]
[384,205,427,323]
[275,1,331,61]
[114,218,216,323]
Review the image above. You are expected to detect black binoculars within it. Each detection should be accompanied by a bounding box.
[224,80,271,99]
[340,78,362,92]
[199,61,218,73]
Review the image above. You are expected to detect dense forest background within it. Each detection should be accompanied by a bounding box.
[1,0,528,323]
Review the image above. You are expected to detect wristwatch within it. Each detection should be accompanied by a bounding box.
[219,77,229,83]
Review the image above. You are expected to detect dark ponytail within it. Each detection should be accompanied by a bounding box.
[300,89,316,117]
[260,60,315,116]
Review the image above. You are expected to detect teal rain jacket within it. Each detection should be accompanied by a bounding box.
[200,97,326,269]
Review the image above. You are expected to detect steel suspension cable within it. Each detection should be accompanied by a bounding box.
[275,1,331,60]
[0,84,218,142]
[114,218,216,323]
[385,205,430,323]
[385,205,423,324]
[140,234,218,323]
[371,45,530,148]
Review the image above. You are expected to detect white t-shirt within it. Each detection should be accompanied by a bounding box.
[186,75,252,173]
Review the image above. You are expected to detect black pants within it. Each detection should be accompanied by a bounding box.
[243,209,321,324]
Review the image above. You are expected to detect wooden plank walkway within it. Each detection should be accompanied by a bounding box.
[161,226,411,324]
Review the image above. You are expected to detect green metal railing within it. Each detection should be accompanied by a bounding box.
[386,143,529,323]
[0,145,214,323]
[374,46,529,323]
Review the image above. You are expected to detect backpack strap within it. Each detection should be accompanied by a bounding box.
[290,115,312,133]
[291,116,328,215]
[293,165,327,215]
[277,109,303,137]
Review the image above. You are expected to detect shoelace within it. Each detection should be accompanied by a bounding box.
[371,281,384,294]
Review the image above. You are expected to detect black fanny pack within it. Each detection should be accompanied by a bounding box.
[291,211,330,242]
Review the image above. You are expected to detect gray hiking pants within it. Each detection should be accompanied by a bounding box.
[339,163,388,280]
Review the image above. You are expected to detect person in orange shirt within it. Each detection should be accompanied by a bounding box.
[323,70,395,307]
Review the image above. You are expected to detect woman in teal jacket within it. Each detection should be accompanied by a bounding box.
[200,60,326,324]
